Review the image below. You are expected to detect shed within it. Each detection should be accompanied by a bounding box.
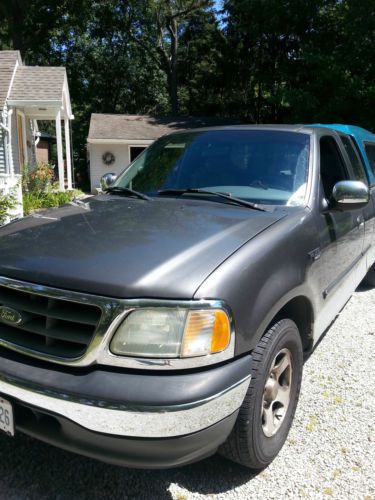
[87,114,240,192]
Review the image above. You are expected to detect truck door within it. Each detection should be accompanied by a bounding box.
[363,142,375,265]
[315,135,365,331]
[352,140,375,268]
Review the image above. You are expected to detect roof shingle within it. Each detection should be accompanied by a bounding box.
[0,51,21,110]
[88,114,241,141]
[8,66,66,102]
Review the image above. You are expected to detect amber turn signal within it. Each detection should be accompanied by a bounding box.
[181,309,231,357]
[211,310,231,353]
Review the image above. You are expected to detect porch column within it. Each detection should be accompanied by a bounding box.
[7,109,14,176]
[55,110,65,191]
[64,118,73,190]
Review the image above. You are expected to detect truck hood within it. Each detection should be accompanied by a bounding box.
[0,196,285,298]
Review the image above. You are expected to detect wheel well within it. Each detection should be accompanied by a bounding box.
[273,296,314,351]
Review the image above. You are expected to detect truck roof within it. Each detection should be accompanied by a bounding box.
[311,123,375,142]
[166,124,329,135]
[167,123,375,138]
[167,122,375,185]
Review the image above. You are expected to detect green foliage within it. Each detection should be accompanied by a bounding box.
[23,190,82,215]
[22,162,55,193]
[0,190,17,225]
[221,0,375,126]
[21,161,83,215]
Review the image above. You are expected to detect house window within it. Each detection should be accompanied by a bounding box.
[130,146,146,163]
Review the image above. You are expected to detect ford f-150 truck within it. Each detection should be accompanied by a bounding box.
[0,124,374,470]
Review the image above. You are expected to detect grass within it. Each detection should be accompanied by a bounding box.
[305,415,318,432]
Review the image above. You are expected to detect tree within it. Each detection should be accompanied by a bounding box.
[45,0,170,188]
[222,0,322,123]
[130,0,213,114]
[0,0,67,58]
[221,0,375,127]
[178,7,224,115]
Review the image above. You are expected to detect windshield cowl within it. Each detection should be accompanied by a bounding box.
[157,188,267,211]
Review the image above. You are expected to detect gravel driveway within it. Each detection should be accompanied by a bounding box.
[0,286,374,500]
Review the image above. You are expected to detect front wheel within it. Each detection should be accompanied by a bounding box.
[220,319,303,469]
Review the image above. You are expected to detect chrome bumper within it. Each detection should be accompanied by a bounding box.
[0,373,250,438]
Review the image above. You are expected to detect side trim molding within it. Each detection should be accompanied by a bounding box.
[323,246,369,299]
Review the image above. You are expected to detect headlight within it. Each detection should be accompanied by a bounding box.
[110,308,231,358]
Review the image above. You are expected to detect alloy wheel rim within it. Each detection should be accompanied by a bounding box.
[261,348,293,437]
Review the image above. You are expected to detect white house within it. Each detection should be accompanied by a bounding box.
[0,50,74,219]
[87,114,238,192]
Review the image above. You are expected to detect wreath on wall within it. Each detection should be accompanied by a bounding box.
[102,151,115,166]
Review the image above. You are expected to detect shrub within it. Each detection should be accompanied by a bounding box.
[22,162,55,193]
[23,190,82,215]
[21,161,84,215]
[0,189,17,225]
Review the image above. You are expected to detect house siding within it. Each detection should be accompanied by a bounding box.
[89,143,132,192]
[89,142,152,192]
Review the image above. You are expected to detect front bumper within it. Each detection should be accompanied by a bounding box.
[0,350,251,468]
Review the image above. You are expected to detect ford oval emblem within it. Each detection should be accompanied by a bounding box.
[0,306,23,325]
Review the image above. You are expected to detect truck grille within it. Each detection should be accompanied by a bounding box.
[0,285,102,358]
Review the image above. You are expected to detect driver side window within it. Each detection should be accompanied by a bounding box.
[320,136,348,200]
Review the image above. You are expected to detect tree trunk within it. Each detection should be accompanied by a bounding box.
[167,17,179,114]
[10,2,26,55]
[166,69,178,115]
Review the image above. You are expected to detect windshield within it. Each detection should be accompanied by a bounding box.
[114,130,310,206]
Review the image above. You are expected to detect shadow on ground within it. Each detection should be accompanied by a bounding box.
[355,282,372,293]
[0,433,257,499]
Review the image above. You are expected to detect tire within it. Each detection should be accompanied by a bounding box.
[220,319,303,469]
[363,263,375,287]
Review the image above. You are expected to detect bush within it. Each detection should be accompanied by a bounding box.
[0,189,17,225]
[23,190,81,215]
[22,162,55,193]
[21,161,84,215]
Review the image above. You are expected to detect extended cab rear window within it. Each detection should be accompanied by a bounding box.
[364,143,375,175]
[340,135,368,184]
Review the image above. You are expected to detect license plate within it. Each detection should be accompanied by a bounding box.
[0,397,14,436]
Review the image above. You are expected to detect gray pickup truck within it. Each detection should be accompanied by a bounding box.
[0,124,374,470]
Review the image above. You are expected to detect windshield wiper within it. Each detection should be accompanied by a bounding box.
[158,188,266,212]
[104,186,150,201]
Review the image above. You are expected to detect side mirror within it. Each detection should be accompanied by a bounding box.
[100,173,117,190]
[331,180,369,211]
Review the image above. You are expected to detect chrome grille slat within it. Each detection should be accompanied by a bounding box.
[0,289,99,325]
[0,323,86,357]
[0,284,102,358]
[9,317,93,344]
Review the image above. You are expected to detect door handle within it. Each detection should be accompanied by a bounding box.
[356,215,365,228]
